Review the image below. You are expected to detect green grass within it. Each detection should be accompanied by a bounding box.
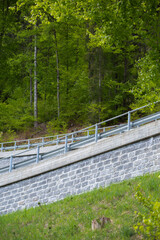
[0,172,159,240]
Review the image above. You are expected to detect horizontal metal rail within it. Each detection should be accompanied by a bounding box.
[0,101,160,174]
[0,126,118,152]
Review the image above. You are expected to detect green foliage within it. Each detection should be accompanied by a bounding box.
[134,181,160,240]
[131,51,160,107]
[47,118,68,135]
[1,0,160,135]
[0,97,34,132]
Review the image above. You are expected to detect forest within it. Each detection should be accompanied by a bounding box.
[0,0,160,138]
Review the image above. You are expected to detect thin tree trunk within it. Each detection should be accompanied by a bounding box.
[34,33,38,128]
[98,47,102,122]
[124,56,127,83]
[123,54,127,107]
[66,24,69,96]
[0,0,5,50]
[30,68,32,107]
[54,29,60,118]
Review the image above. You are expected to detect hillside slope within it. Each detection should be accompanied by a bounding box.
[0,172,159,240]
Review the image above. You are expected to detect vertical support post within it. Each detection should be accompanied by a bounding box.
[28,139,30,149]
[14,141,17,151]
[87,130,90,138]
[42,137,44,147]
[103,127,105,133]
[1,143,3,152]
[56,135,59,145]
[72,134,74,143]
[64,135,68,153]
[36,145,39,163]
[95,124,98,142]
[9,156,13,172]
[128,111,131,130]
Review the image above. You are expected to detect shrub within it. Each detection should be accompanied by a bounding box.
[134,181,160,240]
[47,119,68,135]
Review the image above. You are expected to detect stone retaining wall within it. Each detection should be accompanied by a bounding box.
[0,131,160,215]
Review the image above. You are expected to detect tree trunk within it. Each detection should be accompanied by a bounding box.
[124,56,127,83]
[98,47,102,122]
[0,0,5,50]
[53,29,60,118]
[34,33,38,128]
[30,68,32,107]
[66,24,69,96]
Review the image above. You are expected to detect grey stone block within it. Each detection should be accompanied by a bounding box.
[90,164,96,170]
[103,160,111,165]
[36,186,43,191]
[82,181,88,187]
[112,157,119,163]
[96,177,104,182]
[75,183,81,189]
[93,158,100,164]
[135,149,145,156]
[64,181,73,188]
[63,166,71,173]
[123,162,133,169]
[97,162,103,168]
[104,164,112,170]
[38,180,47,186]
[79,162,86,168]
[61,173,68,179]
[130,157,137,162]
[82,167,89,172]
[30,193,37,198]
[116,165,124,171]
[76,169,81,174]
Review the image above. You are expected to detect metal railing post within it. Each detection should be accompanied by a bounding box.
[56,135,59,145]
[42,137,44,147]
[14,141,17,151]
[95,124,98,142]
[36,145,39,163]
[28,139,30,149]
[128,111,131,130]
[1,143,3,152]
[65,135,68,153]
[87,130,90,138]
[72,134,74,143]
[9,156,13,172]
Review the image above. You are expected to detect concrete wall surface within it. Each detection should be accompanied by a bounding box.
[0,120,160,215]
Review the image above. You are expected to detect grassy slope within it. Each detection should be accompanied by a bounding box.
[0,172,159,240]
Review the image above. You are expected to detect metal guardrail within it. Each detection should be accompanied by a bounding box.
[0,134,66,152]
[0,126,118,152]
[0,101,160,174]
